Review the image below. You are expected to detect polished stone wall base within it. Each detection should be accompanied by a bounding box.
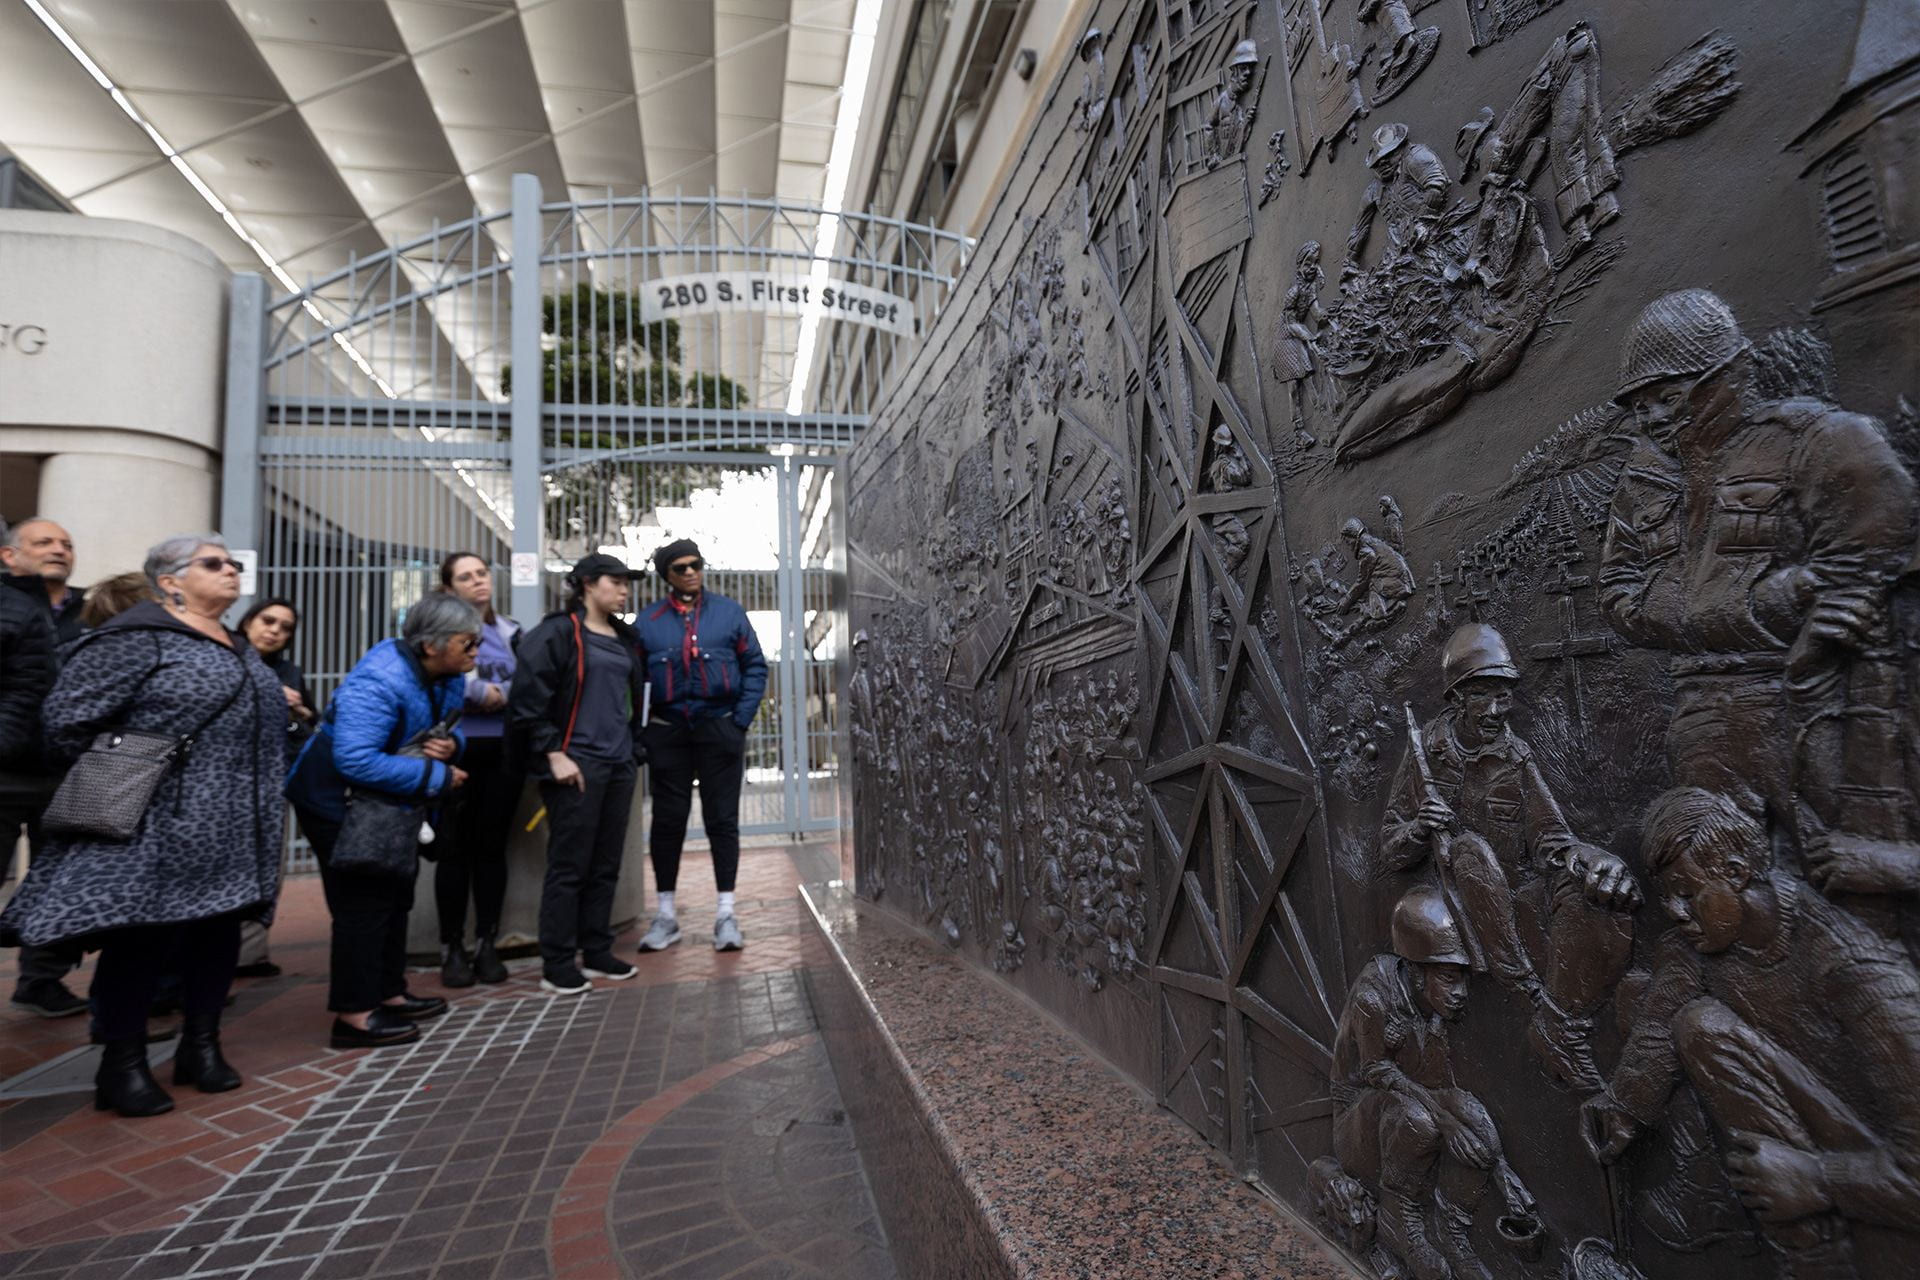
[799,882,1358,1280]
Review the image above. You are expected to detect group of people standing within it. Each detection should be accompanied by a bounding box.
[1,518,764,1117]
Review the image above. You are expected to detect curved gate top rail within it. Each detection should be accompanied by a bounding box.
[254,187,973,419]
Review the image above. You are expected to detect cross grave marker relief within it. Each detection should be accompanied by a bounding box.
[844,2,1920,1277]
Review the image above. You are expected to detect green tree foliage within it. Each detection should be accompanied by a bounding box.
[501,284,748,410]
[505,285,756,551]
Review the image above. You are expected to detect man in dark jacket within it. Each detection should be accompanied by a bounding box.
[2,517,85,644]
[0,518,83,1017]
[632,539,768,953]
[508,554,650,995]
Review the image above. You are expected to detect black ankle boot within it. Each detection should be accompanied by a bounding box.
[172,1012,242,1092]
[441,943,475,988]
[471,935,508,985]
[96,1038,175,1116]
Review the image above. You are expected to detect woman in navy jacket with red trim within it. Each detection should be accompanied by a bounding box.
[630,539,767,955]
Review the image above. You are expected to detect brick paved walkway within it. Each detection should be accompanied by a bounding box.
[0,842,893,1279]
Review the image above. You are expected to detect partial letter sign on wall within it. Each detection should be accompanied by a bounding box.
[0,324,48,354]
[640,273,917,338]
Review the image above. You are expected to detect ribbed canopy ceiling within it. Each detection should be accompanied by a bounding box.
[0,0,859,281]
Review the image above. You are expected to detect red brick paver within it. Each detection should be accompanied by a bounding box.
[0,841,870,1277]
[547,1036,811,1279]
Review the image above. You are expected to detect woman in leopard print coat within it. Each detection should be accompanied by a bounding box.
[0,535,286,1116]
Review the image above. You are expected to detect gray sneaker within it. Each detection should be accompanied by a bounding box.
[637,914,682,952]
[713,914,745,952]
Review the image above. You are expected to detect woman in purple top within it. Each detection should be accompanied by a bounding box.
[434,553,524,986]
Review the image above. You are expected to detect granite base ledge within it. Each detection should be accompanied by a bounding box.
[799,882,1358,1280]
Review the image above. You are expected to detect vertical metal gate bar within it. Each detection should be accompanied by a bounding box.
[509,173,545,622]
[776,456,804,835]
[222,272,268,614]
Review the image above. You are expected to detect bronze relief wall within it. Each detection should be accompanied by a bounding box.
[844,2,1920,1277]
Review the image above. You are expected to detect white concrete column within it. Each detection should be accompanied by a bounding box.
[0,210,229,581]
[35,451,217,581]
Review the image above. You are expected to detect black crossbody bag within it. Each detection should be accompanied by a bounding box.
[330,669,460,881]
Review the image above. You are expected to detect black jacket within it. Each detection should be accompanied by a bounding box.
[262,652,317,759]
[506,607,648,775]
[0,584,56,773]
[2,574,84,645]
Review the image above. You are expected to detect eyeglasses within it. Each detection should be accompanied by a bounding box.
[456,637,480,652]
[175,556,244,574]
[668,559,704,575]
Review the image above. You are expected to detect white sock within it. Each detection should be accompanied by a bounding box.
[717,891,736,918]
[656,892,676,921]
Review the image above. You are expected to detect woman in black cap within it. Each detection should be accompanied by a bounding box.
[630,539,766,953]
[506,553,649,994]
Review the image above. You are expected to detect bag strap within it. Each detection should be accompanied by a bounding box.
[179,655,253,751]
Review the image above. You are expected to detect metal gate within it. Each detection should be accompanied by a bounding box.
[220,178,968,840]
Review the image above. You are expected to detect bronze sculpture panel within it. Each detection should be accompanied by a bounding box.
[845,2,1920,1276]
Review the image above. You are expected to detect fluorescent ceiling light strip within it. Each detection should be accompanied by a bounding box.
[785,0,882,416]
[22,0,524,535]
[23,0,397,400]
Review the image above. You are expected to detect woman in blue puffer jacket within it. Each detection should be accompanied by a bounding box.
[286,594,479,1049]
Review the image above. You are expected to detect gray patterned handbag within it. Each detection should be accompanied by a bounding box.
[42,677,249,841]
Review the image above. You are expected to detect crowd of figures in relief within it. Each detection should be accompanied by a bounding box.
[845,2,1920,1278]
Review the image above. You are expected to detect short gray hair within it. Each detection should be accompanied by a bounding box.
[5,516,58,549]
[402,592,482,654]
[144,533,228,589]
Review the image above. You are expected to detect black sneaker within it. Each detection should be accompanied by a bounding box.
[441,944,475,989]
[471,937,509,985]
[540,965,590,996]
[582,954,636,981]
[12,979,87,1019]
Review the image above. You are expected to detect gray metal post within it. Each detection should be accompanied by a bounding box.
[220,272,268,617]
[777,456,806,834]
[509,172,545,622]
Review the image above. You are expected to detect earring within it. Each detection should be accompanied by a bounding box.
[170,591,187,608]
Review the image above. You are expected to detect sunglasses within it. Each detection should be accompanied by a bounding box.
[176,556,244,574]
[668,559,704,575]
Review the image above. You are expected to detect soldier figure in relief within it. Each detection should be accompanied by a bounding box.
[1600,289,1919,826]
[1330,516,1415,646]
[1380,623,1640,1090]
[1585,788,1920,1280]
[1206,422,1252,492]
[1203,40,1259,168]
[1346,122,1451,269]
[1324,886,1540,1280]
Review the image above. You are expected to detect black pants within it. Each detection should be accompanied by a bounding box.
[538,757,637,968]
[91,916,241,1042]
[645,718,745,894]
[3,785,82,990]
[298,806,414,1014]
[433,737,520,945]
